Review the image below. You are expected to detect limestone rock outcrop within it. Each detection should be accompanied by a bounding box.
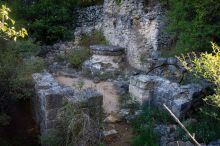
[103,0,171,71]
[129,75,208,117]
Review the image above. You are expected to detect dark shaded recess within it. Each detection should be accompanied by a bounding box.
[0,99,40,146]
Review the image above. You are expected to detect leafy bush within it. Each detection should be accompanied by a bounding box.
[7,39,40,57]
[68,48,90,68]
[177,43,220,143]
[162,0,220,53]
[131,107,173,146]
[115,0,121,6]
[80,31,108,47]
[12,57,45,99]
[0,4,28,40]
[178,43,220,107]
[3,0,104,44]
[179,105,220,143]
[0,39,44,112]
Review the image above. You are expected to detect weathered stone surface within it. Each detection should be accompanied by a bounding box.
[74,6,103,45]
[102,129,118,137]
[129,75,208,117]
[90,45,125,56]
[154,124,179,146]
[208,139,220,146]
[32,71,103,134]
[82,45,125,80]
[74,0,171,71]
[167,141,194,146]
[104,114,121,123]
[103,0,171,71]
[142,57,185,82]
[76,6,103,28]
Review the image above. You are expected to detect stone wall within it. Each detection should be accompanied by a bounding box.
[32,72,103,134]
[102,0,170,71]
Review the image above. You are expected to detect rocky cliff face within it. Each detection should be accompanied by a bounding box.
[103,0,170,70]
[75,0,171,71]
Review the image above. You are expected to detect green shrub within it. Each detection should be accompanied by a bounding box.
[41,129,64,146]
[79,0,104,7]
[162,0,220,53]
[177,43,220,143]
[68,48,90,68]
[7,39,40,57]
[115,0,122,6]
[0,39,45,112]
[4,0,104,44]
[80,31,108,47]
[179,105,220,143]
[12,57,45,99]
[178,43,220,107]
[131,107,173,146]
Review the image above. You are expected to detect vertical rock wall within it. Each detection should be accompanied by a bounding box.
[103,0,170,70]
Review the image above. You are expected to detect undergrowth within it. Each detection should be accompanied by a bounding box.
[179,105,220,143]
[131,107,173,146]
[79,31,108,47]
[68,48,90,68]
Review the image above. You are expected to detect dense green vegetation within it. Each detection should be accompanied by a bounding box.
[0,0,220,145]
[132,107,173,146]
[79,31,108,47]
[41,101,99,146]
[162,0,220,53]
[0,4,27,40]
[0,39,44,118]
[1,0,104,44]
[179,105,220,143]
[68,48,90,68]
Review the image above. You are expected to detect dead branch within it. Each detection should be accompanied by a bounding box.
[163,104,201,146]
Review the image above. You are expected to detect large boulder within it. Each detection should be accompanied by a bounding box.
[129,75,209,117]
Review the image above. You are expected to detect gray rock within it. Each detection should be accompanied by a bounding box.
[154,124,179,146]
[208,139,220,146]
[82,45,125,80]
[32,71,103,134]
[90,45,125,56]
[103,114,121,123]
[167,141,194,146]
[103,0,171,71]
[129,75,209,118]
[102,129,118,137]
